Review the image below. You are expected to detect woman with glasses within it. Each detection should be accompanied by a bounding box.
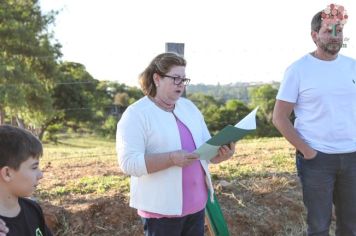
[116,52,234,236]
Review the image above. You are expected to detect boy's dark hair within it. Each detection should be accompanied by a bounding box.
[0,125,43,170]
[311,11,323,33]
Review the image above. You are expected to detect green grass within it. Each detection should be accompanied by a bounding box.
[42,134,116,165]
[39,175,129,198]
[213,149,295,181]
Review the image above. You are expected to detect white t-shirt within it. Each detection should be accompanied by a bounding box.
[277,53,356,154]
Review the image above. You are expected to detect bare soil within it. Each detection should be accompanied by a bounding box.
[37,139,315,236]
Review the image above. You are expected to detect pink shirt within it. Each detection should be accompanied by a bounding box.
[138,116,208,218]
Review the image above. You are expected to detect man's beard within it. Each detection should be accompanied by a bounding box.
[318,40,342,55]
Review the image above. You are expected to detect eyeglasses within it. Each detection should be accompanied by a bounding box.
[160,74,191,86]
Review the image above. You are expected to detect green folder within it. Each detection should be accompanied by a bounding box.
[195,107,258,161]
[204,108,259,235]
[205,193,230,236]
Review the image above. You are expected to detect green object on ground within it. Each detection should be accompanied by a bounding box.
[205,193,230,236]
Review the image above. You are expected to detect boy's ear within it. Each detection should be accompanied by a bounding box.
[0,166,13,182]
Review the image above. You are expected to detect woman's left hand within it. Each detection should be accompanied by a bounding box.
[210,142,235,164]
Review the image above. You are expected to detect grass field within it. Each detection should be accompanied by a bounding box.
[35,135,335,236]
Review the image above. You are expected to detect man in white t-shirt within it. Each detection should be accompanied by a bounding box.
[273,4,356,236]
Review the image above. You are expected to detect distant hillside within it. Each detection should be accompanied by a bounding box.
[186,81,280,103]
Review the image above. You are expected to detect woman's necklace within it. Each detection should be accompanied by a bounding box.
[149,96,175,112]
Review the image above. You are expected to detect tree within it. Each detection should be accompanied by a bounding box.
[249,85,280,136]
[50,62,99,130]
[0,0,61,134]
[221,99,251,126]
[187,93,250,134]
[188,93,221,111]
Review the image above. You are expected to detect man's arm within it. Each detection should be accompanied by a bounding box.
[272,100,317,159]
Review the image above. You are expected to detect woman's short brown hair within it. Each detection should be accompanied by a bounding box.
[139,52,186,97]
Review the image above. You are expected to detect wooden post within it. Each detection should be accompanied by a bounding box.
[165,43,185,57]
[165,43,186,97]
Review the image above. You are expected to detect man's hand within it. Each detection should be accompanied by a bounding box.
[0,219,8,236]
[302,148,318,160]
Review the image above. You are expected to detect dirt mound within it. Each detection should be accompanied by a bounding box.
[40,176,306,236]
[42,195,142,236]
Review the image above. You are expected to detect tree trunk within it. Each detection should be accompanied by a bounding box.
[11,116,17,126]
[0,106,4,124]
[38,116,61,140]
[38,127,45,141]
[16,115,25,128]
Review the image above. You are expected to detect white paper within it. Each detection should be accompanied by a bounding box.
[234,107,258,130]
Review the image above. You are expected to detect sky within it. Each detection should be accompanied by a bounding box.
[39,0,356,87]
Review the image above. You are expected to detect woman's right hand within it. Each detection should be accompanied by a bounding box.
[169,150,199,167]
[0,219,8,236]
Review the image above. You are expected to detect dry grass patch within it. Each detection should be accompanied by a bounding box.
[33,136,336,235]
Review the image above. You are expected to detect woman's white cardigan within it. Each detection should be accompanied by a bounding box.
[116,96,214,215]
